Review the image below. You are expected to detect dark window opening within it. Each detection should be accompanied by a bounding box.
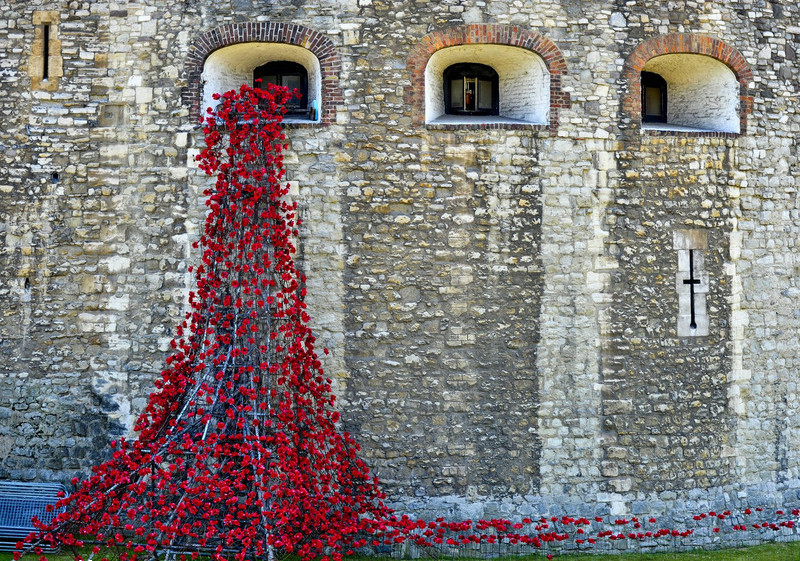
[443,63,499,116]
[42,24,50,80]
[641,71,667,123]
[253,61,308,116]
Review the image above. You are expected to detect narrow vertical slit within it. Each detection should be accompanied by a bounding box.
[42,24,50,80]
[682,249,700,330]
[22,277,32,303]
[687,250,697,329]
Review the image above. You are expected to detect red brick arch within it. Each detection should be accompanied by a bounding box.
[406,24,569,128]
[622,33,754,135]
[183,22,342,125]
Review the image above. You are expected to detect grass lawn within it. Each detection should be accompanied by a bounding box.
[3,541,800,561]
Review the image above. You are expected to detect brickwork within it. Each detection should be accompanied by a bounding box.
[1,0,799,541]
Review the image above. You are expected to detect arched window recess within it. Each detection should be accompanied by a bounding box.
[406,25,569,129]
[639,55,739,133]
[622,34,753,136]
[185,23,341,125]
[200,43,323,124]
[423,44,550,126]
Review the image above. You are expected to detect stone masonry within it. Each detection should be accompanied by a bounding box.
[0,0,799,542]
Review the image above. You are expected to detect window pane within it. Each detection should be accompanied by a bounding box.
[282,74,302,91]
[464,78,477,111]
[645,86,662,117]
[257,74,278,87]
[282,74,303,108]
[478,79,493,110]
[450,79,463,108]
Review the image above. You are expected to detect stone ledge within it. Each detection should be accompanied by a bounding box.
[425,122,551,131]
[642,128,741,139]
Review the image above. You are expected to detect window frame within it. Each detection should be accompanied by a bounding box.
[641,71,668,124]
[253,60,309,115]
[443,63,500,117]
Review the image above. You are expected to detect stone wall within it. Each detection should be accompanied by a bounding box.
[1,0,799,535]
[342,130,544,498]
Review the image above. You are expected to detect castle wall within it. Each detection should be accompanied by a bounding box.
[1,0,799,533]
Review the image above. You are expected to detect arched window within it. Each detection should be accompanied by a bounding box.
[622,34,753,135]
[443,63,499,116]
[186,23,342,125]
[641,71,667,124]
[200,43,324,123]
[422,44,552,125]
[640,55,740,132]
[407,24,569,128]
[253,61,308,115]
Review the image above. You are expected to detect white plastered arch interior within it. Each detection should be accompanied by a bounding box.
[201,42,322,122]
[424,44,550,124]
[642,53,739,133]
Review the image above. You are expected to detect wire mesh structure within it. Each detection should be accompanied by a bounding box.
[13,84,388,561]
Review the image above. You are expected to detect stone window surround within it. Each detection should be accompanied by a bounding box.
[621,33,754,137]
[426,45,550,126]
[406,24,570,130]
[30,10,62,92]
[674,229,710,337]
[183,23,342,126]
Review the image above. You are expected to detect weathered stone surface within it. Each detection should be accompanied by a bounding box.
[0,0,799,544]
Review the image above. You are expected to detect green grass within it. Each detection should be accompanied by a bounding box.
[3,541,800,561]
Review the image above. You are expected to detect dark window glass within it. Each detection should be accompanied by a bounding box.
[450,79,464,108]
[443,63,499,116]
[478,80,493,110]
[43,24,50,80]
[641,71,667,123]
[253,61,308,114]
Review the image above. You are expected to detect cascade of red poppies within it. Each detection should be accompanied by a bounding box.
[15,83,800,561]
[15,83,389,561]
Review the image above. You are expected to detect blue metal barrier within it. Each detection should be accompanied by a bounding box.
[0,481,68,552]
